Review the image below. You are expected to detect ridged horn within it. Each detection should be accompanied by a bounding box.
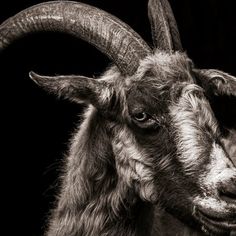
[0,1,152,76]
[148,0,182,51]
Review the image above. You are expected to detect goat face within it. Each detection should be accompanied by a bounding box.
[29,50,236,235]
[112,51,236,235]
[1,0,236,235]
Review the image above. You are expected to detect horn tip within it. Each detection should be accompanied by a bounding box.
[29,70,38,79]
[29,71,44,85]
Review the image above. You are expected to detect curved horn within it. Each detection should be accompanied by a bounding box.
[0,1,151,76]
[148,0,182,51]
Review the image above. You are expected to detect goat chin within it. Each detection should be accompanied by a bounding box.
[152,207,204,236]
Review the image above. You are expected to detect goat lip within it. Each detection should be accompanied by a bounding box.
[195,209,236,234]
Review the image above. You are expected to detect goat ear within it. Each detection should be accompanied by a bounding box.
[29,71,113,108]
[194,69,236,97]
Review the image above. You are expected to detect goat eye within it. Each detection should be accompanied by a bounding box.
[133,112,149,122]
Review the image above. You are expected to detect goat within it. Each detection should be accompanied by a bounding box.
[0,0,236,235]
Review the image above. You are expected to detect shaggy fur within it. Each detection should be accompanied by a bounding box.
[37,51,236,236]
[0,1,236,235]
[46,107,154,236]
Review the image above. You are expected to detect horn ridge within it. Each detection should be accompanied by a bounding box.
[148,0,182,52]
[0,1,151,75]
[160,0,182,51]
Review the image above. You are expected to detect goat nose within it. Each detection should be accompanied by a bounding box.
[219,181,236,204]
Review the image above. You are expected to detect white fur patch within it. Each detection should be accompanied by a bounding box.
[193,196,228,213]
[170,86,218,173]
[199,143,236,190]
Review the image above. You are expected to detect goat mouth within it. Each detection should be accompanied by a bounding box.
[195,209,236,235]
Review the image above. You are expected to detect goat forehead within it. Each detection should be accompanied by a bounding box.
[136,50,193,84]
[127,82,171,113]
[125,52,195,108]
[126,81,196,116]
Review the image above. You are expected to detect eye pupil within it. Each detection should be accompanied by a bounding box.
[134,112,148,122]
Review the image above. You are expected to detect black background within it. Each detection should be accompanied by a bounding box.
[0,0,235,235]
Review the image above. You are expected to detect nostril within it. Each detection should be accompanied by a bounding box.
[219,189,236,203]
[222,190,236,199]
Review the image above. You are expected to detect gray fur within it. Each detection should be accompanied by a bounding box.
[0,1,236,236]
[30,50,236,236]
